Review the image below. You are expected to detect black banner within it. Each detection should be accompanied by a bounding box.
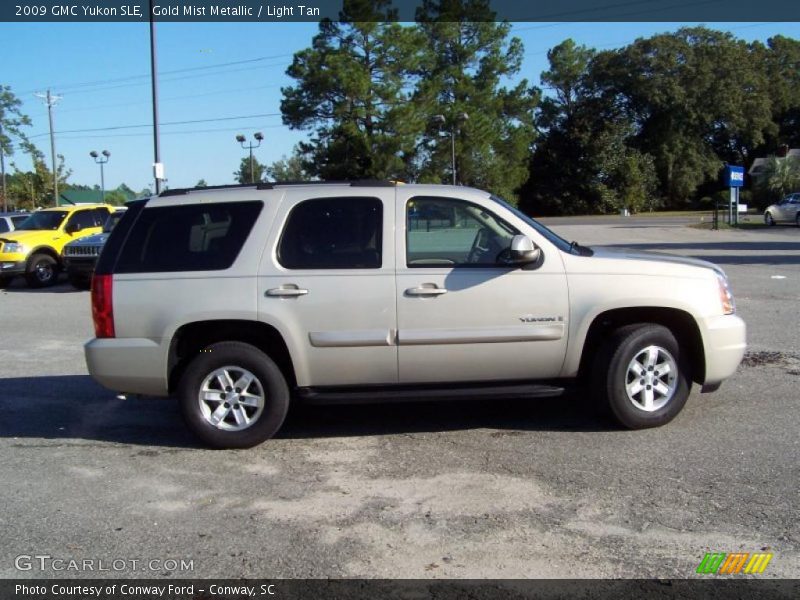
[3,580,800,600]
[2,0,800,22]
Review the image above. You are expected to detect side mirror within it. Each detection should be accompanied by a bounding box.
[66,223,82,235]
[508,235,541,265]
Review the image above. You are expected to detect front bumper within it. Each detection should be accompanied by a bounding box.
[64,257,98,277]
[0,258,27,276]
[85,337,170,397]
[700,314,747,389]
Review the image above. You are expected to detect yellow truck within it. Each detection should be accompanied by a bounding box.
[0,204,113,288]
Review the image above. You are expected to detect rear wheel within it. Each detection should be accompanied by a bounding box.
[765,212,776,226]
[25,253,59,288]
[178,341,290,448]
[592,323,691,429]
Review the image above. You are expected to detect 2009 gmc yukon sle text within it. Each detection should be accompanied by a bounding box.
[84,182,746,448]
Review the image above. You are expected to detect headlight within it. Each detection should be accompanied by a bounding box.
[2,242,24,254]
[716,272,735,315]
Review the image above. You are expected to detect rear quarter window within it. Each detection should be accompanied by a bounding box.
[114,201,262,274]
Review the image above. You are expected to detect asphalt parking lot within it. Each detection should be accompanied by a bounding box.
[0,217,798,580]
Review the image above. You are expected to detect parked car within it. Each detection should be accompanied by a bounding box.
[0,212,30,234]
[63,207,127,289]
[0,204,113,288]
[85,182,746,448]
[764,193,800,226]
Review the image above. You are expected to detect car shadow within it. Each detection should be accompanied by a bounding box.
[1,277,84,294]
[0,375,614,448]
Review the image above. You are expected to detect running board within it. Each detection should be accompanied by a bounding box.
[296,382,566,405]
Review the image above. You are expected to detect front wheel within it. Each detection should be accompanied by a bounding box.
[593,324,691,429]
[25,253,59,288]
[178,341,290,448]
[765,212,776,226]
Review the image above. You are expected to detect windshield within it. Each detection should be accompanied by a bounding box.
[489,195,575,254]
[15,210,68,231]
[103,211,125,233]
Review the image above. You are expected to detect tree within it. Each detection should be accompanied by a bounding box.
[0,85,32,211]
[265,149,312,181]
[233,156,266,184]
[6,141,71,209]
[412,0,538,201]
[758,155,800,200]
[195,179,208,188]
[589,27,773,206]
[281,0,422,180]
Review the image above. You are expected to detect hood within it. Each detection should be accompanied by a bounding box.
[0,229,63,245]
[588,246,724,276]
[65,232,109,247]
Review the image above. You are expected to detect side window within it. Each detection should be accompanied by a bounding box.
[407,197,518,267]
[67,210,96,232]
[0,220,8,234]
[92,207,111,225]
[278,197,382,269]
[11,216,29,228]
[114,201,263,273]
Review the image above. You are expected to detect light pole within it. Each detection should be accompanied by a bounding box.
[236,132,264,183]
[90,150,110,202]
[432,112,469,185]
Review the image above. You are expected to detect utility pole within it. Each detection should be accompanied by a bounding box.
[0,123,6,212]
[149,0,163,194]
[35,89,61,206]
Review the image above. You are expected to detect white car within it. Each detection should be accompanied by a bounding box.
[764,193,800,226]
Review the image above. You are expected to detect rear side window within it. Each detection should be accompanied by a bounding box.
[11,216,29,227]
[114,201,262,273]
[278,197,382,269]
[0,220,8,234]
[67,210,97,231]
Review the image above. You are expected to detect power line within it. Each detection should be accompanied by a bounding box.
[27,112,282,139]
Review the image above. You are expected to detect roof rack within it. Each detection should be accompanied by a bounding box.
[158,180,398,198]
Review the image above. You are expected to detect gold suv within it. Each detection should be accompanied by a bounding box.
[0,204,113,288]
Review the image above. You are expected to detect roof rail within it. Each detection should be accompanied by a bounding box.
[158,180,399,197]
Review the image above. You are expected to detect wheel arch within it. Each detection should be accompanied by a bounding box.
[577,307,705,385]
[27,246,63,267]
[168,320,297,394]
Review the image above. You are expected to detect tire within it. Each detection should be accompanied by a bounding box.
[765,212,775,226]
[592,323,691,429]
[0,276,12,289]
[68,273,91,290]
[25,253,59,288]
[178,341,290,448]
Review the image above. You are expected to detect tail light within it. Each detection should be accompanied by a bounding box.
[91,274,115,338]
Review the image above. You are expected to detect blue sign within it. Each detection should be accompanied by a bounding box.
[725,165,745,187]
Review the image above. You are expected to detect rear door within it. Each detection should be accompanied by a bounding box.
[257,187,397,387]
[395,189,569,384]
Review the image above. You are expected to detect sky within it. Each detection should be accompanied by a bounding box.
[1,20,799,193]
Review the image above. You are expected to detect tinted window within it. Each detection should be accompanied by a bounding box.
[0,220,8,233]
[16,211,67,231]
[11,216,29,227]
[92,207,111,225]
[67,210,97,231]
[407,198,517,267]
[114,201,263,273]
[278,197,382,269]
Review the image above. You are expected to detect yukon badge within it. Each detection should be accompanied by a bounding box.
[519,315,564,323]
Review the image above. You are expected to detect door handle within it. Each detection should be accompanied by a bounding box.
[406,285,448,297]
[266,286,308,297]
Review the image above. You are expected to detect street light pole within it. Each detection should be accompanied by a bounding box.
[432,112,468,185]
[90,150,110,202]
[149,0,163,194]
[236,132,264,183]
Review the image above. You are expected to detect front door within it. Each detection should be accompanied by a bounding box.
[395,191,570,384]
